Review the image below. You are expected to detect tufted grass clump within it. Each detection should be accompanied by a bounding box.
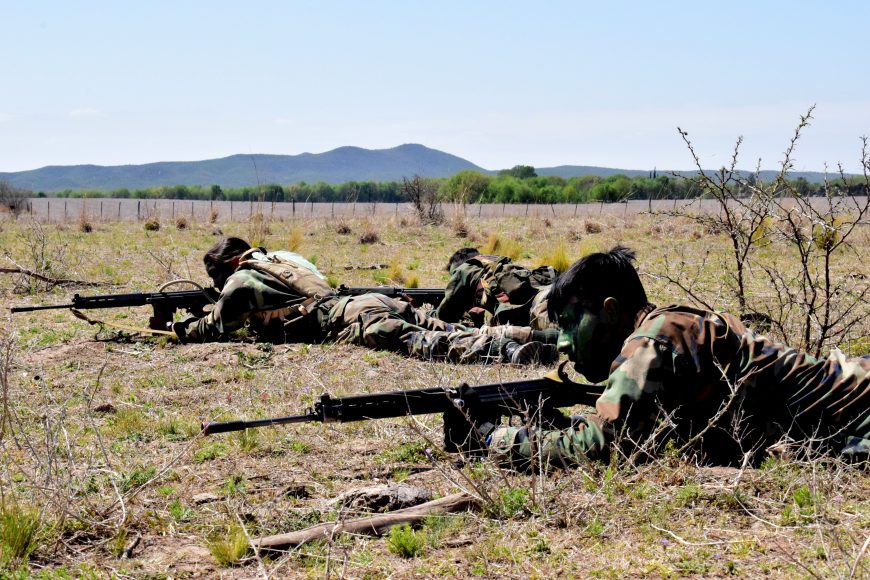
[207,525,250,566]
[288,228,303,251]
[481,233,523,260]
[144,218,160,231]
[0,502,45,569]
[537,241,571,272]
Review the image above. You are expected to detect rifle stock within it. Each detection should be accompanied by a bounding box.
[202,362,603,454]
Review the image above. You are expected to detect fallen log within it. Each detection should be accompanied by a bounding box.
[254,492,480,553]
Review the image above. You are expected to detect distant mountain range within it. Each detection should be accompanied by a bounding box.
[0,144,837,192]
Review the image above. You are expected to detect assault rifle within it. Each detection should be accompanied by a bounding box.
[10,285,445,330]
[10,287,221,330]
[335,284,444,307]
[202,362,603,455]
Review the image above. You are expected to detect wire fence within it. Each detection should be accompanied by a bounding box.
[1,198,743,222]
[4,196,868,222]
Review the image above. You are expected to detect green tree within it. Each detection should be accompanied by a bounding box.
[499,165,537,179]
[442,170,492,205]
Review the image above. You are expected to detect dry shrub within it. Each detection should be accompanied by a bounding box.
[452,220,469,238]
[336,221,352,235]
[78,218,93,233]
[248,213,271,247]
[288,228,303,251]
[175,216,188,230]
[569,229,583,242]
[359,229,380,245]
[144,218,160,232]
[543,218,552,227]
[584,220,603,234]
[208,207,219,224]
[399,217,410,228]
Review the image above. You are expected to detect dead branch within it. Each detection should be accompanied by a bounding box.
[254,492,480,553]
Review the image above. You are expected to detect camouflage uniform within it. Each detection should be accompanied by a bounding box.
[432,254,558,328]
[492,304,870,465]
[183,266,548,364]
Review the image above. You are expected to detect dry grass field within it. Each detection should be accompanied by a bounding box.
[1,208,868,578]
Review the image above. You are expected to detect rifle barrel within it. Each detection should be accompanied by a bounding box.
[10,303,76,313]
[201,412,319,435]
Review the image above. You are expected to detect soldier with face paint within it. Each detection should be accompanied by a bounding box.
[489,246,870,466]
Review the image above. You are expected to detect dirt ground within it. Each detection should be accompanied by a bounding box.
[1,212,868,578]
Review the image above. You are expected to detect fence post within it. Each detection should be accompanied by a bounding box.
[100,201,103,219]
[47,201,50,222]
[118,201,121,218]
[230,201,234,220]
[137,201,141,220]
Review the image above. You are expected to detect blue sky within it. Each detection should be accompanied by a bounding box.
[2,1,868,173]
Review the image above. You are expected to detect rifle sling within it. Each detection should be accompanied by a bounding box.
[71,309,177,337]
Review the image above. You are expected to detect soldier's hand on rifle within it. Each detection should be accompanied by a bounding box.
[169,315,197,343]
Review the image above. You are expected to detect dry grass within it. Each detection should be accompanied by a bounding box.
[0,212,867,577]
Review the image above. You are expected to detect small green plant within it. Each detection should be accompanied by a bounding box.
[286,439,311,454]
[234,428,259,453]
[675,483,701,507]
[781,484,817,525]
[207,525,249,567]
[378,441,430,464]
[386,524,426,558]
[168,499,193,522]
[0,502,43,569]
[118,466,156,492]
[485,487,530,520]
[585,519,605,537]
[193,442,228,463]
[221,474,247,497]
[158,417,199,441]
[110,408,155,442]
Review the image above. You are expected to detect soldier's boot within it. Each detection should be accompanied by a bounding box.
[503,341,559,365]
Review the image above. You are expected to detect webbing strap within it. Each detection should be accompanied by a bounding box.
[71,309,177,337]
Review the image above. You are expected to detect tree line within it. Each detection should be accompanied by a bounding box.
[17,166,868,206]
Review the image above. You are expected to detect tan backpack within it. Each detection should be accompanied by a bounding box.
[237,249,334,325]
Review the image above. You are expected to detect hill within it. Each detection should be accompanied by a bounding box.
[0,144,840,192]
[0,144,485,192]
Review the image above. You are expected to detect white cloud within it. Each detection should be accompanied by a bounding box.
[0,113,12,123]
